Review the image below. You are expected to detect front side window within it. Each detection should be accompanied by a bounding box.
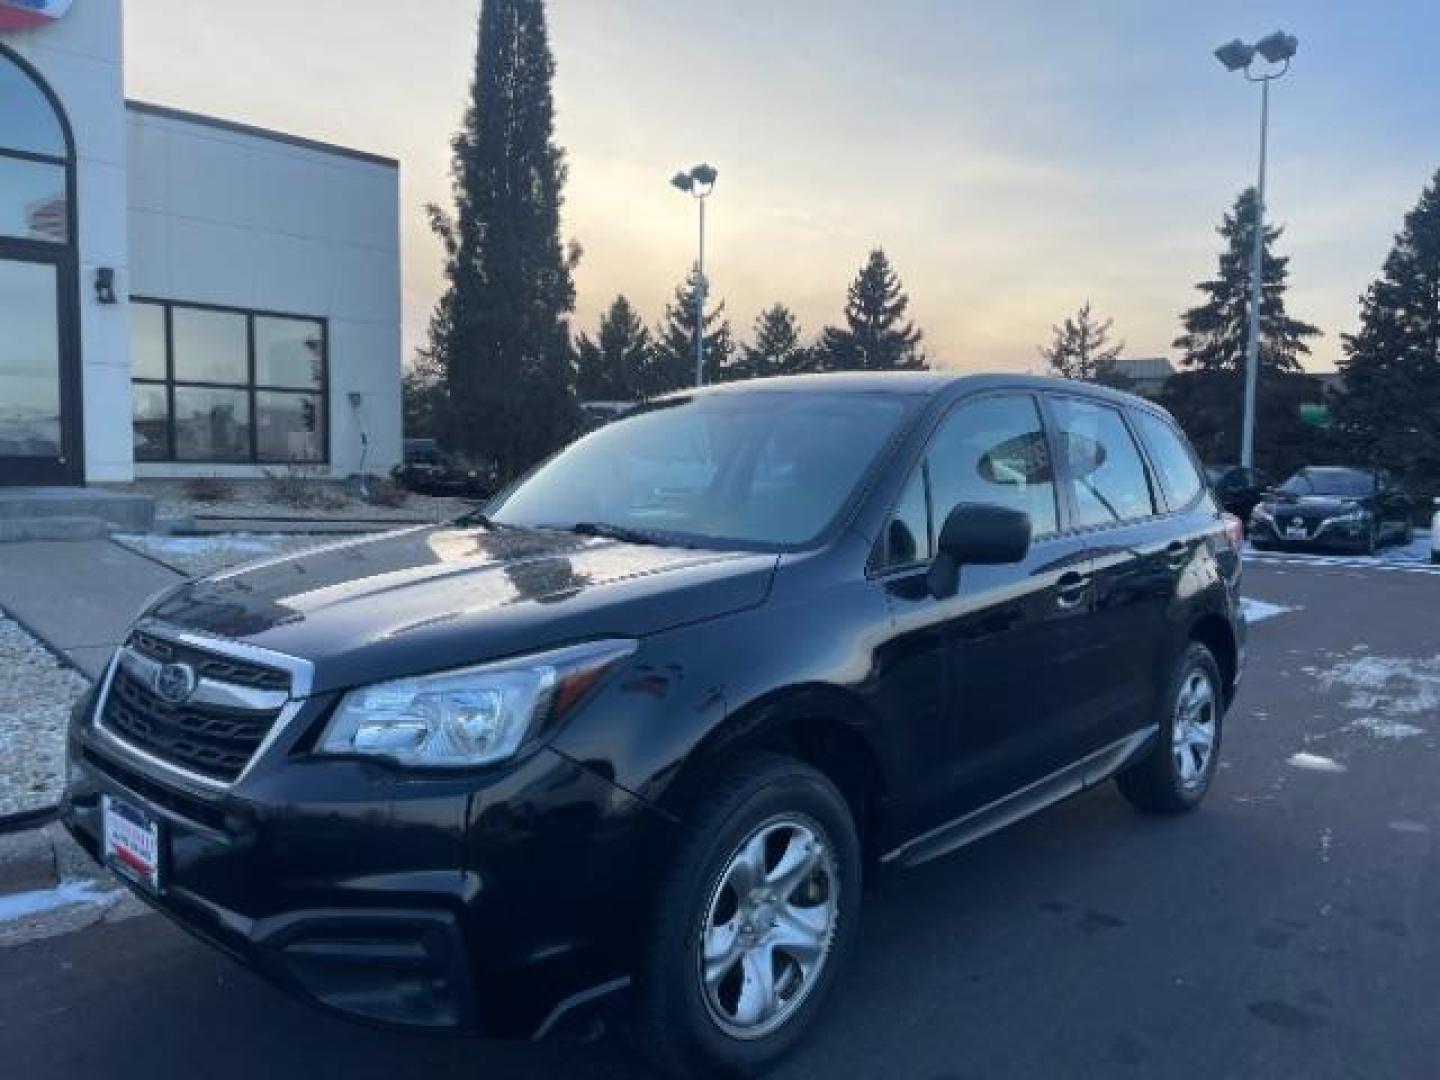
[1051,396,1155,527]
[492,391,915,549]
[1132,410,1204,510]
[129,300,327,464]
[0,53,69,243]
[926,394,1059,537]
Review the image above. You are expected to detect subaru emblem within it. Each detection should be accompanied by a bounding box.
[154,662,197,705]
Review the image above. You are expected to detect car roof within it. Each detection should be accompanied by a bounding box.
[664,371,1164,411]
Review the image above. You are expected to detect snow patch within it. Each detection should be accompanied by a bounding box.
[1346,717,1425,740]
[0,881,125,924]
[1319,656,1440,717]
[1241,598,1295,624]
[1288,751,1346,774]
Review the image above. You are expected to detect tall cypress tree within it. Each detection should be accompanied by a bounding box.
[739,304,814,379]
[819,249,926,370]
[575,295,652,402]
[426,0,579,479]
[1162,188,1325,473]
[651,266,735,393]
[1334,170,1440,498]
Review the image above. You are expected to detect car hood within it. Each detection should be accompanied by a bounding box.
[147,524,779,694]
[1263,495,1371,517]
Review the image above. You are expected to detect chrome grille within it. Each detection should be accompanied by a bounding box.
[96,627,301,786]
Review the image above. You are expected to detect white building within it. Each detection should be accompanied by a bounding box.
[1,0,402,488]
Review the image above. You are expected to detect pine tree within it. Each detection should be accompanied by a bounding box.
[1039,301,1127,386]
[739,304,814,379]
[651,265,735,393]
[1334,169,1440,497]
[1162,188,1324,473]
[575,295,652,402]
[424,0,580,480]
[819,249,926,371]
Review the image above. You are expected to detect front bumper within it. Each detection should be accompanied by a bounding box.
[63,683,674,1038]
[1250,515,1372,550]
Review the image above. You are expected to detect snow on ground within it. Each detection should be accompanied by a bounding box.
[1287,751,1347,773]
[0,611,88,817]
[112,533,341,578]
[1241,598,1295,624]
[1246,529,1436,572]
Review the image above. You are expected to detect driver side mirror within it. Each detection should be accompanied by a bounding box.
[927,503,1032,599]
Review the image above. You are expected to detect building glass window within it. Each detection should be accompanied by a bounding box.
[129,299,329,465]
[1,52,69,244]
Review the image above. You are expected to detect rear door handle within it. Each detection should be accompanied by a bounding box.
[1055,571,1090,608]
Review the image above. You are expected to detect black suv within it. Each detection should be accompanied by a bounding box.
[64,374,1244,1077]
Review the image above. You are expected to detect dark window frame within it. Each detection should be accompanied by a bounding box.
[1045,393,1161,532]
[1129,406,1208,515]
[869,390,1061,576]
[130,296,330,466]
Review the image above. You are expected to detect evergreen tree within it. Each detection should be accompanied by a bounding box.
[1039,301,1127,386]
[1162,188,1324,473]
[651,265,735,393]
[819,249,926,371]
[575,295,652,402]
[425,0,580,480]
[739,304,814,379]
[1334,169,1440,497]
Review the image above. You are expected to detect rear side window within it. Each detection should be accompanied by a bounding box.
[927,394,1059,537]
[1050,397,1155,528]
[1133,410,1204,510]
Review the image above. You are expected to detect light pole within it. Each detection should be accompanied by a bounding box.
[1214,31,1298,469]
[670,164,718,387]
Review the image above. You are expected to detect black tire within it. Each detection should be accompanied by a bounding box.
[1364,525,1378,556]
[1117,642,1224,814]
[630,754,861,1078]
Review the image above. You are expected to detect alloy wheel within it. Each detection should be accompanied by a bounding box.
[1173,669,1218,789]
[697,815,840,1040]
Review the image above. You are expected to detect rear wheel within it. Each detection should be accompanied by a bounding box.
[1117,643,1224,814]
[631,755,861,1078]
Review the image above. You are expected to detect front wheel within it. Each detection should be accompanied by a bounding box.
[1117,642,1224,814]
[632,755,861,1078]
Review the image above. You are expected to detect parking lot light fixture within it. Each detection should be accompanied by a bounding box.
[1213,31,1298,469]
[671,164,718,387]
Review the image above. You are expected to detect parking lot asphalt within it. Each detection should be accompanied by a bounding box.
[2,556,1438,1080]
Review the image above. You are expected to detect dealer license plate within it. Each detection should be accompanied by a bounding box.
[102,794,161,891]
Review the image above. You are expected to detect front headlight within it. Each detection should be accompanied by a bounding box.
[317,639,636,768]
[1328,508,1370,525]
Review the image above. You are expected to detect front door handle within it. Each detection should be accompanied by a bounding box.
[1164,541,1189,569]
[1055,571,1090,608]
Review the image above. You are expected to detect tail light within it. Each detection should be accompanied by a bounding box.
[1222,513,1245,556]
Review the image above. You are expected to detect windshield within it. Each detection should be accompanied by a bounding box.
[490,391,915,549]
[1277,468,1375,498]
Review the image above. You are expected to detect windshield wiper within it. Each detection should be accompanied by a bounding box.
[567,521,670,546]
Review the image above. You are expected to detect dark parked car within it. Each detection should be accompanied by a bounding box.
[391,438,493,499]
[63,374,1245,1078]
[1205,464,1270,525]
[1250,466,1413,554]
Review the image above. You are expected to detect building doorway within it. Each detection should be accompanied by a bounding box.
[0,43,80,485]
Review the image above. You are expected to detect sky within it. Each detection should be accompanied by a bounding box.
[124,0,1440,375]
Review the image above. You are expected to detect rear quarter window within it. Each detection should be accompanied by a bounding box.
[1133,410,1204,510]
